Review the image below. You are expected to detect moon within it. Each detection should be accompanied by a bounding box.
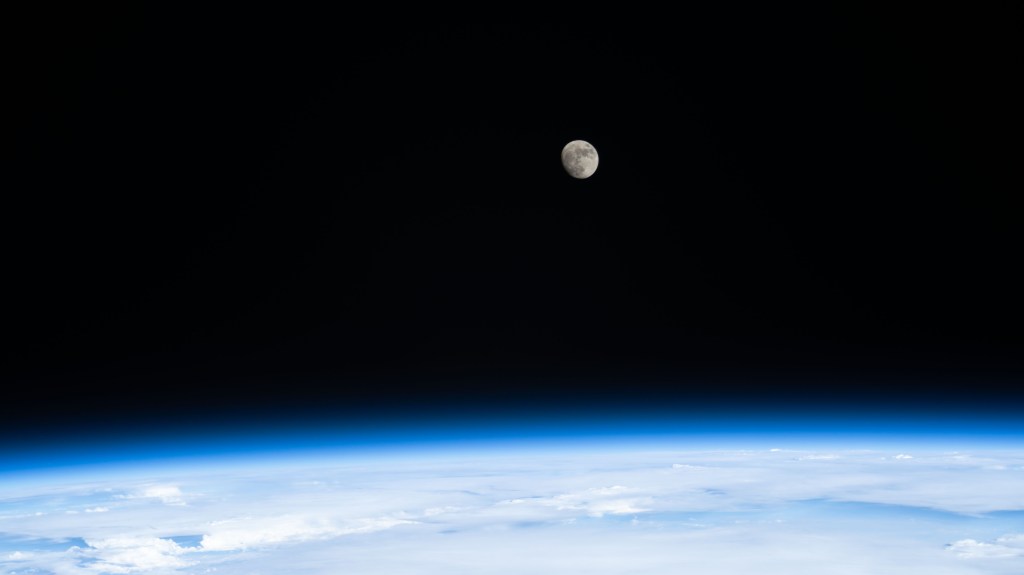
[561,140,599,179]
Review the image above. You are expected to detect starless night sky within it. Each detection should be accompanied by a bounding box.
[6,6,1023,442]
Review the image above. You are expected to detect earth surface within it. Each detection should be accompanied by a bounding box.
[2,437,1023,574]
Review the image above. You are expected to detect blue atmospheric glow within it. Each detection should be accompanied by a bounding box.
[3,407,1022,476]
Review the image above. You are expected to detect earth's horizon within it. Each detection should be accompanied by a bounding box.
[3,424,1022,574]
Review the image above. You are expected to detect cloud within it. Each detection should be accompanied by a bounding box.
[199,515,416,551]
[137,485,185,506]
[543,485,653,517]
[947,534,1024,559]
[795,453,840,460]
[78,536,195,573]
[114,484,187,506]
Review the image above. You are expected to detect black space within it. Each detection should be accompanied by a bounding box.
[6,6,1023,434]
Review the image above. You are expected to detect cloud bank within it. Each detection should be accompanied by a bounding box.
[1,446,1022,574]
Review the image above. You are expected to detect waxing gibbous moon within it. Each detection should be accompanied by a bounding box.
[561,140,599,179]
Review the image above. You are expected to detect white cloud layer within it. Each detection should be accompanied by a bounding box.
[121,485,187,506]
[948,533,1024,559]
[79,536,195,573]
[199,514,415,551]
[1,445,1023,574]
